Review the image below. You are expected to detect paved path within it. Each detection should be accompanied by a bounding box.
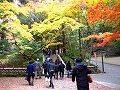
[90,59,120,90]
[0,76,115,90]
[91,57,120,66]
[0,56,120,90]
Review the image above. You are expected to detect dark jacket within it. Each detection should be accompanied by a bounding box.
[55,58,60,64]
[34,61,41,70]
[55,64,59,72]
[42,60,48,69]
[72,63,91,90]
[48,60,55,73]
[27,63,35,76]
[59,63,65,72]
[66,62,72,71]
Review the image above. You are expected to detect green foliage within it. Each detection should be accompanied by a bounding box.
[111,40,120,55]
[93,21,114,34]
[0,0,3,2]
[17,13,33,28]
[60,53,74,66]
[17,11,48,28]
[111,40,120,49]
[0,39,10,54]
[14,36,44,60]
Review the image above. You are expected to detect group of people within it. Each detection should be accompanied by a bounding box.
[26,56,92,90]
[26,59,41,85]
[42,56,66,89]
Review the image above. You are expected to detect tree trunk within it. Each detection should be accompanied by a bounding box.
[78,28,81,51]
[62,31,66,54]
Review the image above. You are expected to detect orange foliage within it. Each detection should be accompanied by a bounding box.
[86,2,120,47]
[94,27,120,47]
[87,2,120,26]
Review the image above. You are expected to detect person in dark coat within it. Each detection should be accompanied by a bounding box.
[54,62,59,79]
[66,60,72,78]
[26,60,35,86]
[59,61,65,80]
[55,57,60,64]
[42,58,49,78]
[48,59,55,89]
[72,57,91,90]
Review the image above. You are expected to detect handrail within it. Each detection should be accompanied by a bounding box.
[57,54,66,67]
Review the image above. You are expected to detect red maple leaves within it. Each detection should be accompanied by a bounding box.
[86,2,120,47]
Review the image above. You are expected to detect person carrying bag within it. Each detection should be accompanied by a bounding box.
[72,57,92,90]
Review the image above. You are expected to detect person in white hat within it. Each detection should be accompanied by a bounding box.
[34,58,41,79]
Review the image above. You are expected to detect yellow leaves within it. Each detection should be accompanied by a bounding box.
[0,2,17,19]
[20,30,33,41]
[0,2,15,11]
[5,19,21,29]
[82,34,98,40]
[46,14,61,23]
[82,32,113,40]
[14,24,33,41]
[41,1,63,16]
[17,6,32,15]
[62,17,77,25]
[103,0,120,5]
[31,22,52,34]
[62,0,81,18]
[85,0,102,8]
[31,16,78,35]
[0,1,32,16]
[63,7,75,18]
[2,11,15,19]
[21,25,28,31]
[99,32,113,38]
[5,18,33,41]
[45,42,63,48]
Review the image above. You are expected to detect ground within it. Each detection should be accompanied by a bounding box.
[0,76,116,90]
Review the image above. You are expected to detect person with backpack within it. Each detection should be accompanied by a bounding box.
[59,61,65,80]
[34,58,41,79]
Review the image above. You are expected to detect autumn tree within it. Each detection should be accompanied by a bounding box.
[0,1,36,63]
[83,1,120,47]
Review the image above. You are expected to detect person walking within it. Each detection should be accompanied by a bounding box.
[48,59,55,89]
[42,57,49,78]
[55,56,60,64]
[26,60,35,86]
[66,60,72,78]
[54,62,59,79]
[34,58,41,79]
[59,61,65,80]
[72,57,91,90]
[47,48,51,57]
